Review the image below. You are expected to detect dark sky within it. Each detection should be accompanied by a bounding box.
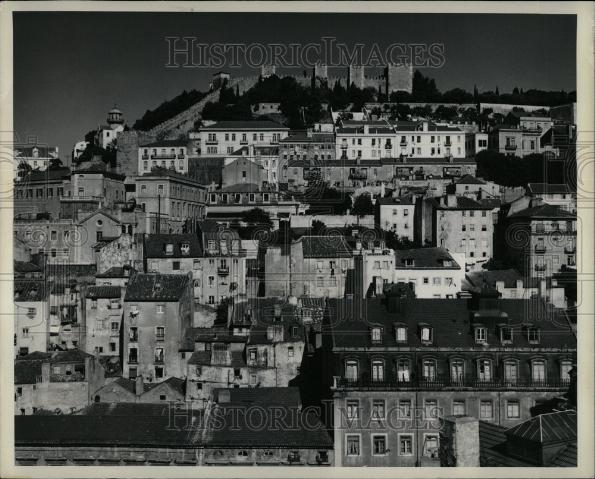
[13,12,576,162]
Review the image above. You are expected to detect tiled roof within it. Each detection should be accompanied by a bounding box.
[45,263,97,278]
[142,139,188,148]
[213,387,301,408]
[300,236,353,258]
[377,196,414,206]
[143,377,186,396]
[15,350,95,384]
[86,286,121,299]
[200,120,288,131]
[96,266,136,278]
[394,247,460,270]
[508,203,576,219]
[328,297,576,350]
[455,174,486,185]
[144,234,202,258]
[548,443,577,467]
[14,280,50,301]
[527,183,571,195]
[15,167,71,183]
[15,404,203,447]
[506,410,576,443]
[14,261,42,273]
[124,273,190,302]
[434,195,493,210]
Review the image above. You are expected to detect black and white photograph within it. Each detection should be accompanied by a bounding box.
[0,1,593,477]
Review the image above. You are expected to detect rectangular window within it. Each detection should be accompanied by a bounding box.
[372,399,386,420]
[399,435,413,456]
[452,400,466,416]
[156,326,165,341]
[424,399,438,419]
[156,304,164,314]
[346,400,359,419]
[423,434,439,457]
[507,400,520,419]
[532,361,546,382]
[346,435,360,456]
[372,435,387,455]
[399,399,412,418]
[172,261,180,270]
[480,400,493,419]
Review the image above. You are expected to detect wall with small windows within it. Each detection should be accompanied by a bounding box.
[14,299,49,358]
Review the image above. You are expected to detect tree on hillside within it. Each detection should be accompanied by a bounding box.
[241,208,273,227]
[352,194,375,216]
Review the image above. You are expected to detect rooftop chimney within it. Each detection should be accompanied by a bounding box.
[439,416,480,467]
[135,375,144,396]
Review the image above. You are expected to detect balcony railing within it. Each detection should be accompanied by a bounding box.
[334,376,570,391]
[535,264,547,272]
[349,171,367,180]
[218,266,230,276]
[444,140,452,147]
[151,154,177,160]
[505,144,517,151]
[564,245,576,254]
[204,141,218,146]
[128,357,138,364]
[534,245,546,254]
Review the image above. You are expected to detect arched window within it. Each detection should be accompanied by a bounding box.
[345,360,358,381]
[503,359,518,383]
[531,359,546,383]
[450,359,464,383]
[371,359,385,382]
[422,358,437,381]
[477,359,492,381]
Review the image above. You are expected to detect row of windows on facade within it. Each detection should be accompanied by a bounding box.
[394,276,456,287]
[206,132,282,143]
[138,183,203,200]
[345,432,439,458]
[341,135,464,146]
[142,160,185,171]
[128,365,165,380]
[210,192,273,204]
[142,148,186,157]
[282,143,334,150]
[367,324,543,345]
[344,397,528,423]
[344,147,463,159]
[16,186,65,198]
[127,345,164,363]
[343,356,572,383]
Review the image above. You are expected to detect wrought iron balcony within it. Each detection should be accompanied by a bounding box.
[349,171,367,180]
[505,144,517,151]
[218,266,230,276]
[534,245,546,254]
[151,154,176,160]
[334,375,570,391]
[564,245,576,254]
[535,264,547,272]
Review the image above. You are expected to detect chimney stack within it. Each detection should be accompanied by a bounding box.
[135,375,144,396]
[439,416,480,467]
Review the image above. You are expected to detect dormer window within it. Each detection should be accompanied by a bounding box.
[395,325,407,342]
[442,260,452,267]
[474,326,487,344]
[165,243,174,255]
[180,243,190,255]
[527,327,540,344]
[419,325,433,343]
[500,326,513,344]
[404,258,414,267]
[371,327,382,343]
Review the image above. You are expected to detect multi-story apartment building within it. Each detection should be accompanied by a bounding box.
[221,157,267,188]
[446,175,500,199]
[13,144,60,177]
[488,117,557,158]
[15,350,107,415]
[431,195,494,270]
[195,222,248,306]
[14,281,51,357]
[265,236,354,298]
[123,273,194,381]
[526,183,576,213]
[82,285,123,357]
[500,203,576,278]
[14,167,71,218]
[320,293,576,467]
[465,269,568,309]
[377,197,415,240]
[138,140,189,175]
[225,145,281,186]
[279,131,336,164]
[195,120,289,156]
[393,247,465,298]
[134,168,207,233]
[336,121,474,161]
[206,184,306,224]
[353,241,396,297]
